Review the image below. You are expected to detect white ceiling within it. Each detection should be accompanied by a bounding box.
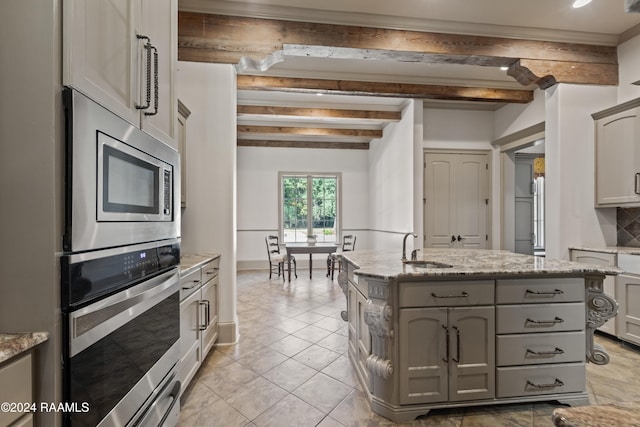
[180,0,640,145]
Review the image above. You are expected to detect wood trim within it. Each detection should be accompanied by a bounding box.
[237,125,383,138]
[237,105,402,121]
[178,12,618,87]
[237,139,370,149]
[237,75,533,104]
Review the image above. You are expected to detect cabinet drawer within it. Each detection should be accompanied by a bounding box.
[399,280,494,308]
[496,363,585,398]
[202,257,220,284]
[496,303,585,334]
[496,278,584,304]
[0,353,32,427]
[496,332,585,366]
[180,268,202,300]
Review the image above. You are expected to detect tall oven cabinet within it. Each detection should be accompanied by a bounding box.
[62,0,178,149]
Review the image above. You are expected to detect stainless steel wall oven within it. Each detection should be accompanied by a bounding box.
[62,88,182,427]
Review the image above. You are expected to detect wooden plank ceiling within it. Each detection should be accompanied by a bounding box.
[178,12,619,149]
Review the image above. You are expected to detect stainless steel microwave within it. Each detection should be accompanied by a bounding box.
[63,88,180,253]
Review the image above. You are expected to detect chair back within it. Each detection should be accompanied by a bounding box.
[342,235,356,252]
[265,235,282,260]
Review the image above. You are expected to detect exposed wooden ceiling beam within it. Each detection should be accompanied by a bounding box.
[237,139,370,149]
[237,125,383,139]
[178,12,618,87]
[237,105,402,121]
[237,75,533,104]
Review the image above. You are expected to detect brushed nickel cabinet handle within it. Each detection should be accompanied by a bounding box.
[526,316,564,325]
[526,347,565,356]
[144,45,159,116]
[525,289,564,296]
[442,324,449,363]
[136,35,152,111]
[431,292,469,299]
[452,326,460,363]
[636,173,640,195]
[526,379,564,389]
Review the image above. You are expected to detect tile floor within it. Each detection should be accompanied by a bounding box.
[178,269,640,427]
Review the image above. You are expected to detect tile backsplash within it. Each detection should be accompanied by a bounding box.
[617,208,640,247]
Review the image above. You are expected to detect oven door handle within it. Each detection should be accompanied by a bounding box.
[69,269,179,357]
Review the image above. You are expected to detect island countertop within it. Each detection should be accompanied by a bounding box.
[342,248,622,280]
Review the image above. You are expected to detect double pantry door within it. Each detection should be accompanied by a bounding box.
[424,152,490,249]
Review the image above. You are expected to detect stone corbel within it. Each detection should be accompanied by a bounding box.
[364,299,393,379]
[585,275,618,365]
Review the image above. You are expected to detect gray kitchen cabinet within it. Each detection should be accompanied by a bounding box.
[592,98,640,207]
[178,255,220,398]
[616,272,640,346]
[0,352,34,427]
[570,249,617,336]
[398,305,495,405]
[63,0,178,148]
[495,278,586,399]
[347,278,372,390]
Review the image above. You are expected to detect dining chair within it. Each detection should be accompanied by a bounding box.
[327,235,356,280]
[265,235,297,280]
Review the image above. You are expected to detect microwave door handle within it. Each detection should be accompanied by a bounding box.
[136,34,151,111]
[144,44,159,117]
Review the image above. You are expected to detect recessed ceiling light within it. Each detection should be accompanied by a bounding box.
[572,0,592,8]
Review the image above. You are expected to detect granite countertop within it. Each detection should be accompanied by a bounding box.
[570,246,640,256]
[0,332,49,364]
[180,253,221,275]
[342,248,622,280]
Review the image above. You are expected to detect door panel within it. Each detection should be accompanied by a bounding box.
[425,153,489,249]
[514,157,535,255]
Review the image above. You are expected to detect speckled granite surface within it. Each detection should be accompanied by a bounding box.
[342,249,622,280]
[552,401,640,426]
[180,253,220,275]
[0,332,48,364]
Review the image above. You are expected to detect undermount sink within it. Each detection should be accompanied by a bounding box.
[403,260,452,269]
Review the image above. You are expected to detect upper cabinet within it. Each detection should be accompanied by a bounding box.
[63,0,177,149]
[593,98,640,207]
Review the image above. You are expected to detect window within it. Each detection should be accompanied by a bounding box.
[280,173,340,243]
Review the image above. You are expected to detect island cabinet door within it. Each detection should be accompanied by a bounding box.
[448,306,495,402]
[398,308,448,405]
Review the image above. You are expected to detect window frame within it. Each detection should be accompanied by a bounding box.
[278,172,342,243]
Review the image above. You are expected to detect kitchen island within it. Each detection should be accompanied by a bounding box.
[339,249,620,422]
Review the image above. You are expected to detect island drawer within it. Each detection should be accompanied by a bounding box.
[496,363,585,398]
[496,278,584,304]
[201,257,220,283]
[398,280,494,308]
[496,331,585,366]
[496,303,585,334]
[180,268,202,300]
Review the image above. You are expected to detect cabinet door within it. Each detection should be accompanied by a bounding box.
[179,289,201,393]
[201,276,219,359]
[616,274,640,346]
[63,0,140,127]
[139,0,177,147]
[398,308,448,404]
[448,306,495,401]
[595,107,640,206]
[356,290,371,389]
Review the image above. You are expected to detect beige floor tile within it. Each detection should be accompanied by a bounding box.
[292,324,334,343]
[320,355,361,389]
[269,317,310,334]
[198,361,259,400]
[293,344,341,371]
[314,316,347,332]
[329,389,396,427]
[236,346,289,374]
[294,310,327,324]
[269,334,313,357]
[253,394,326,427]
[225,376,289,420]
[262,358,318,391]
[293,372,353,414]
[316,416,346,427]
[316,332,349,354]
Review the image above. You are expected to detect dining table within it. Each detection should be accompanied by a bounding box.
[285,242,338,282]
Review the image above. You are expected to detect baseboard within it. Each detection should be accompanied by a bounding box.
[217,321,238,344]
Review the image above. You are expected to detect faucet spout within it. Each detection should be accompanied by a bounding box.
[402,232,418,262]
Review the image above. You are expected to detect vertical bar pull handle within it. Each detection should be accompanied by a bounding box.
[635,173,640,195]
[136,35,151,111]
[452,326,460,363]
[144,45,159,116]
[442,324,449,363]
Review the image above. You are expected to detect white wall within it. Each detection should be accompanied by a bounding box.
[236,146,369,268]
[544,84,618,259]
[177,61,238,342]
[368,100,418,252]
[494,89,546,140]
[618,34,640,103]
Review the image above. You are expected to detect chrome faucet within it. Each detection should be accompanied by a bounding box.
[402,232,418,262]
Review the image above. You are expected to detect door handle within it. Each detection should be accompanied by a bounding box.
[144,44,159,117]
[136,35,152,111]
[457,235,466,242]
[442,324,449,363]
[451,235,456,243]
[452,326,460,363]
